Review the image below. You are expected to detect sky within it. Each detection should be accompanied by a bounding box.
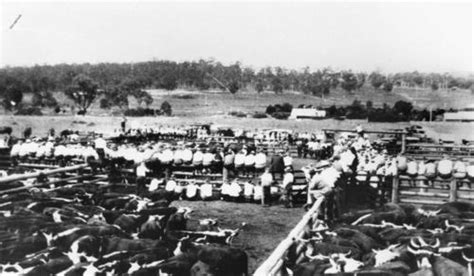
[0,1,472,74]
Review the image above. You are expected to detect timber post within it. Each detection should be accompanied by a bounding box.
[449,178,458,202]
[391,175,400,203]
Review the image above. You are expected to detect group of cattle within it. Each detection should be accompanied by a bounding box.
[287,201,474,275]
[0,183,248,275]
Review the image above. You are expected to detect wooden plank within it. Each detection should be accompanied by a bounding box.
[0,164,88,184]
[399,198,446,205]
[253,196,325,275]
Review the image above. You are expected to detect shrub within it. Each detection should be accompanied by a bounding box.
[252,112,267,119]
[171,94,196,99]
[281,102,293,113]
[229,111,247,118]
[266,105,276,115]
[161,101,172,116]
[271,112,290,120]
[124,108,157,116]
[15,106,42,116]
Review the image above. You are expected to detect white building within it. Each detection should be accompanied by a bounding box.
[444,104,474,122]
[289,108,326,120]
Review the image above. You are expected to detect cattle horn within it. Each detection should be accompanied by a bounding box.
[343,250,352,257]
[410,238,421,249]
[431,238,440,248]
[305,252,329,260]
[463,252,474,262]
[388,243,401,250]
[407,245,420,255]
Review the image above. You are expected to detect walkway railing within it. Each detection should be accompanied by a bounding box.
[253,196,325,275]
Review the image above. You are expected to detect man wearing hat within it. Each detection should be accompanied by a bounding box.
[305,160,342,221]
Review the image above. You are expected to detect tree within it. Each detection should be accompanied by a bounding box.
[65,74,100,114]
[161,101,172,116]
[383,82,393,92]
[431,82,439,91]
[271,77,284,93]
[340,71,358,93]
[369,72,386,89]
[228,81,239,94]
[393,100,413,117]
[255,79,265,93]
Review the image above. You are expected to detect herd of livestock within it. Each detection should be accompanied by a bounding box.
[0,183,248,275]
[289,201,474,275]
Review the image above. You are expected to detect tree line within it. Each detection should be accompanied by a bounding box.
[0,59,473,114]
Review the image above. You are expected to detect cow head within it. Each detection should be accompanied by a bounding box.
[320,252,363,273]
[417,208,441,217]
[408,237,441,269]
[372,243,401,267]
[199,218,218,227]
[445,220,465,233]
[177,207,193,219]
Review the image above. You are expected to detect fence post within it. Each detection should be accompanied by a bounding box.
[401,133,406,153]
[391,175,399,203]
[449,179,457,202]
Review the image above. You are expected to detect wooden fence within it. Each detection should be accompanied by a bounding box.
[253,196,325,275]
[0,164,108,195]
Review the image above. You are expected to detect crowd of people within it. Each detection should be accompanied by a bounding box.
[5,123,474,214]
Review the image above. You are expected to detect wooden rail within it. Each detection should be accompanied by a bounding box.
[0,164,88,184]
[253,196,325,275]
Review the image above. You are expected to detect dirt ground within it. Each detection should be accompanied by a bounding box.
[169,200,305,273]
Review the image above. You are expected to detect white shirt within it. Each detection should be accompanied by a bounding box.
[203,153,214,166]
[160,149,174,164]
[283,156,293,167]
[282,172,294,188]
[186,183,198,198]
[229,181,242,197]
[438,159,453,175]
[234,153,245,166]
[260,172,273,186]
[182,149,193,162]
[200,183,213,199]
[192,151,204,164]
[149,178,161,191]
[244,182,254,197]
[244,154,256,166]
[136,163,150,177]
[94,138,107,149]
[10,143,21,156]
[255,153,267,168]
[165,180,177,192]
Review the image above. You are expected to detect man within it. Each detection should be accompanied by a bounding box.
[281,167,294,208]
[270,150,285,180]
[260,168,273,206]
[94,134,107,165]
[223,149,235,183]
[306,161,341,220]
[234,149,246,177]
[160,145,174,179]
[202,148,214,174]
[254,149,267,175]
[438,154,453,179]
[192,147,204,175]
[283,150,293,171]
[244,150,256,178]
[136,162,150,196]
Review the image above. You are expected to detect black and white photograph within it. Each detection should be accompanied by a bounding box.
[0,1,473,275]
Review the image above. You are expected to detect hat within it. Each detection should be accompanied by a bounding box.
[315,160,331,170]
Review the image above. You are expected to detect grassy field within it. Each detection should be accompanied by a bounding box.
[169,200,305,273]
